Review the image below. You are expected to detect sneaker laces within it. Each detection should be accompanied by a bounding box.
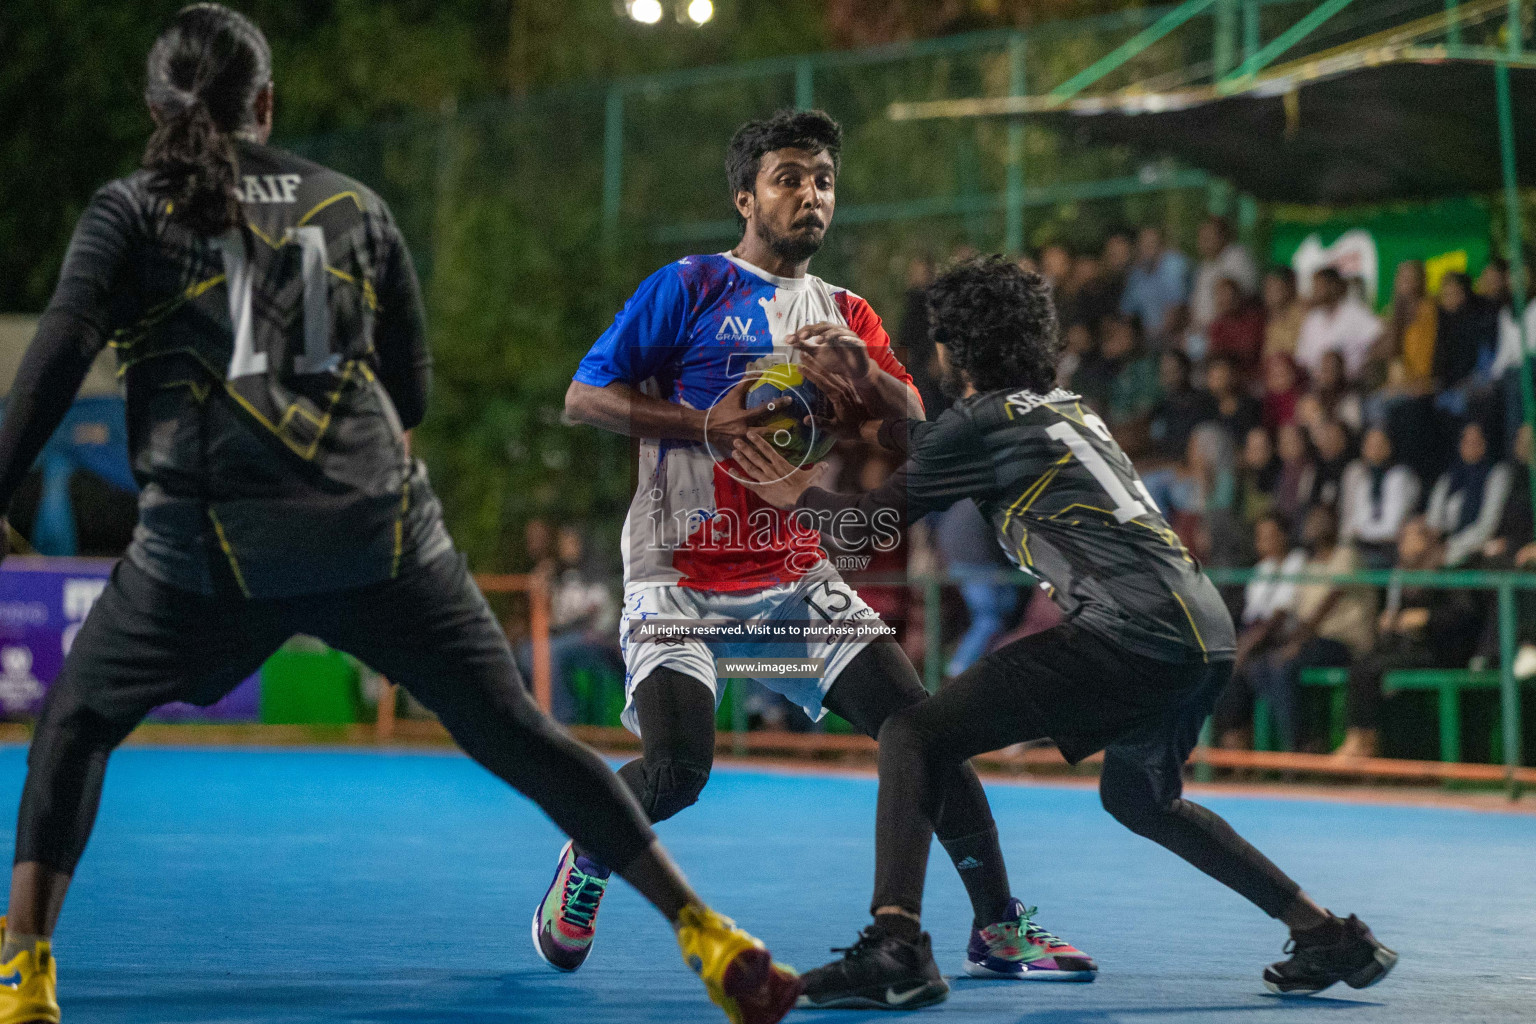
[560,867,607,930]
[830,926,887,959]
[1016,906,1070,950]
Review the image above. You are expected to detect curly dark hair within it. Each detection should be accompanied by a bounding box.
[725,109,842,228]
[926,256,1061,395]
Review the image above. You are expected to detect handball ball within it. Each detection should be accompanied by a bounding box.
[744,362,836,465]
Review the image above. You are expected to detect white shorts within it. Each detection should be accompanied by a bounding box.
[618,563,880,736]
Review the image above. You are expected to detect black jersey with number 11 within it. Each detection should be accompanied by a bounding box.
[800,387,1236,664]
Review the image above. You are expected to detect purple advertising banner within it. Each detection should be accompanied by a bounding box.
[0,557,259,722]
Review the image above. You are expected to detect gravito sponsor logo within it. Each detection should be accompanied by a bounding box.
[713,315,757,343]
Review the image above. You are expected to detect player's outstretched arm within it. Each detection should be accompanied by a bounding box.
[565,378,789,444]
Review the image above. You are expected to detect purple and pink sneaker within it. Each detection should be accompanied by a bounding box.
[965,898,1098,982]
[531,841,611,972]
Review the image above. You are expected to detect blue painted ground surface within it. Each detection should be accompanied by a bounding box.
[0,747,1532,1024]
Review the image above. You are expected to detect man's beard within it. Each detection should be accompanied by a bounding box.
[756,218,824,264]
[939,362,968,400]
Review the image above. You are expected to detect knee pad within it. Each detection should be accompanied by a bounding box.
[639,758,711,820]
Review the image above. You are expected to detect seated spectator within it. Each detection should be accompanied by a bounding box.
[1273,421,1319,529]
[1121,224,1191,345]
[1038,242,1073,291]
[1214,512,1305,748]
[1101,313,1160,433]
[1140,350,1217,509]
[1477,255,1512,309]
[1296,266,1383,381]
[1297,350,1364,434]
[1426,420,1512,566]
[517,524,621,724]
[1234,425,1280,535]
[1492,292,1536,452]
[1191,215,1258,334]
[1170,423,1240,563]
[1338,517,1483,757]
[936,499,1019,677]
[1068,322,1114,412]
[1251,504,1377,751]
[1205,276,1266,376]
[1340,426,1421,569]
[1433,271,1500,419]
[1482,423,1534,563]
[1308,417,1353,511]
[1205,355,1262,442]
[1261,353,1303,430]
[1376,259,1437,392]
[1076,231,1132,329]
[1262,266,1304,359]
[1056,320,1094,390]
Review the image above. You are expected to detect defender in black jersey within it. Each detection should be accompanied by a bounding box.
[0,9,798,1024]
[732,257,1396,1010]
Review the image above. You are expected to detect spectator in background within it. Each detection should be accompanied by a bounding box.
[1191,215,1258,334]
[1477,256,1512,309]
[518,524,621,724]
[1215,512,1306,749]
[1297,350,1364,434]
[1101,313,1160,433]
[1262,353,1303,430]
[1204,355,1262,442]
[1338,518,1483,757]
[1171,423,1240,563]
[1308,417,1352,511]
[1038,242,1073,291]
[935,500,1019,677]
[1433,271,1500,419]
[1296,266,1384,380]
[1485,423,1534,559]
[1063,254,1102,332]
[1493,289,1536,451]
[1057,321,1094,392]
[1340,426,1420,569]
[1075,231,1132,329]
[1234,425,1280,532]
[1205,276,1266,376]
[1273,421,1319,529]
[1139,350,1216,509]
[1250,504,1377,752]
[1425,420,1512,566]
[1262,266,1305,359]
[1121,224,1190,345]
[1379,260,1437,393]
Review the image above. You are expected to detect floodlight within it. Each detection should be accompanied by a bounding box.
[686,0,714,25]
[629,0,663,24]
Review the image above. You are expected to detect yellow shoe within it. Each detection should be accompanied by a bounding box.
[0,918,59,1024]
[675,904,800,1024]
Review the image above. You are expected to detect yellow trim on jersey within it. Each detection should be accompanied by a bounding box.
[110,274,228,352]
[1171,591,1210,663]
[298,191,363,226]
[391,479,411,578]
[206,508,252,598]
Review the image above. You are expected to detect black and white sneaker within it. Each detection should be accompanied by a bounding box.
[1263,914,1398,995]
[796,925,949,1011]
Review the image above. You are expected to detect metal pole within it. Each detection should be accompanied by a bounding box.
[794,58,814,110]
[1004,33,1027,255]
[1447,0,1463,46]
[1510,0,1524,54]
[1242,0,1261,61]
[1214,0,1237,77]
[1495,61,1536,529]
[1498,584,1524,797]
[602,86,625,243]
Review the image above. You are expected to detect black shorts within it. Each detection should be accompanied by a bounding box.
[55,550,516,726]
[959,620,1231,766]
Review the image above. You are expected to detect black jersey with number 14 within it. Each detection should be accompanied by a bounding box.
[803,387,1236,663]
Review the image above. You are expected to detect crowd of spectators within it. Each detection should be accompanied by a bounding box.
[947,214,1534,758]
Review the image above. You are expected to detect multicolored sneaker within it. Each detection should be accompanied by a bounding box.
[675,903,801,1024]
[964,899,1097,982]
[0,917,59,1024]
[531,840,611,972]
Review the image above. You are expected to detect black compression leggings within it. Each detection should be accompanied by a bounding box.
[595,641,999,852]
[17,555,658,878]
[872,644,1303,921]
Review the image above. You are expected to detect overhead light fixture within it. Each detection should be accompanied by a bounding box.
[686,0,714,24]
[628,0,663,24]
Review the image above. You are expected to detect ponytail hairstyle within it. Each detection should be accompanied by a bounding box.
[142,4,272,235]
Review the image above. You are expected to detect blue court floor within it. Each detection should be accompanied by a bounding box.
[0,746,1532,1024]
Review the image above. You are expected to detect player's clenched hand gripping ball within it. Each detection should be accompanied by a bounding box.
[744,362,836,465]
